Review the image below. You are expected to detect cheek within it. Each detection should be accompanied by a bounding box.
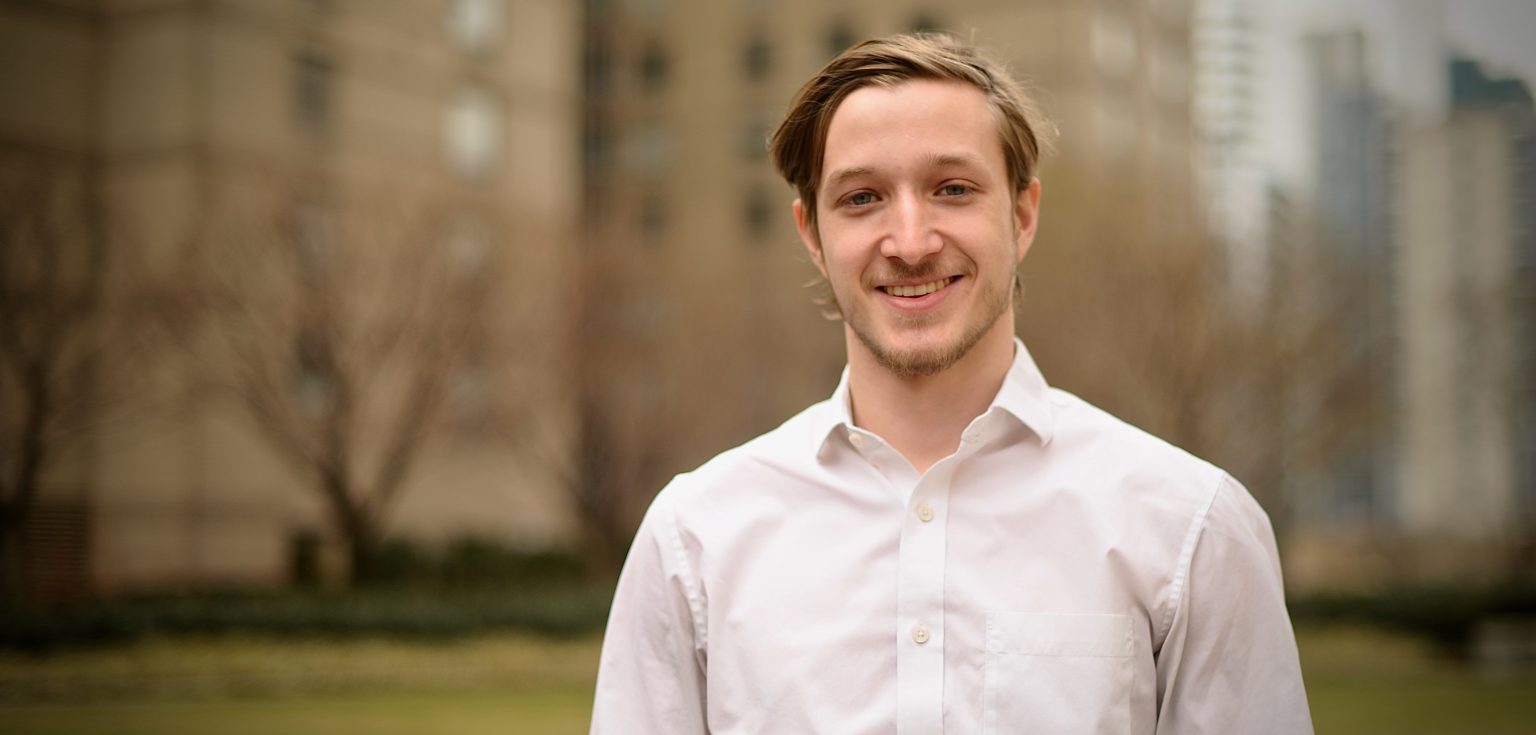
[824,251,866,287]
[817,226,870,275]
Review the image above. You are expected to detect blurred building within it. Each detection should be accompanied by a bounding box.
[1285,27,1536,587]
[1192,0,1271,300]
[1299,29,1399,531]
[1396,58,1536,542]
[575,0,1202,555]
[5,0,1229,592]
[0,0,580,595]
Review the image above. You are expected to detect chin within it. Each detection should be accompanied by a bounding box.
[861,330,973,379]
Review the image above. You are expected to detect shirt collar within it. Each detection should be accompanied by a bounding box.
[811,337,1057,460]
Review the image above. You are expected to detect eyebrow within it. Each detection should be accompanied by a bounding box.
[822,154,986,190]
[824,166,875,190]
[925,152,985,170]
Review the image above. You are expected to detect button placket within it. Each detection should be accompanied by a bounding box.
[895,467,951,731]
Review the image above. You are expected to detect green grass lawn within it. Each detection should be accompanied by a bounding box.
[1,626,1532,734]
[0,689,590,735]
[0,634,600,734]
[1297,626,1536,735]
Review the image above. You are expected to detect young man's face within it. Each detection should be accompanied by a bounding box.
[794,79,1041,378]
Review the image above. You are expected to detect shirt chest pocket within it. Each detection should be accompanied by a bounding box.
[982,612,1134,735]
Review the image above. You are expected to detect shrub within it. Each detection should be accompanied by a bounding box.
[1289,583,1536,655]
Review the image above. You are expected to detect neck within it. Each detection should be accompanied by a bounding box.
[845,320,1016,474]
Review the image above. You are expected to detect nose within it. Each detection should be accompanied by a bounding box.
[879,191,943,264]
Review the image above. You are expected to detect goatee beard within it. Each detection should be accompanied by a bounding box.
[849,308,1004,378]
[839,275,1012,379]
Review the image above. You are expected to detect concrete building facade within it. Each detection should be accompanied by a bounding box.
[1,0,581,594]
[1396,58,1535,540]
[1192,0,1270,300]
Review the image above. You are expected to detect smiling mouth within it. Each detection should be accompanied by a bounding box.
[880,277,956,298]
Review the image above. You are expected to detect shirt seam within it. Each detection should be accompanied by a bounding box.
[661,496,710,654]
[1159,471,1222,641]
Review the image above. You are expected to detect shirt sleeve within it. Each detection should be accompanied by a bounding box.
[590,488,709,735]
[1154,474,1314,734]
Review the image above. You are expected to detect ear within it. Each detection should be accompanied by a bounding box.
[1013,178,1042,262]
[793,198,828,278]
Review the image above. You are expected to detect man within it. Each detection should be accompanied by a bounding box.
[592,33,1312,734]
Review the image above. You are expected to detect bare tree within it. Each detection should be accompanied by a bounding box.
[1019,166,1379,545]
[0,160,166,601]
[181,187,491,585]
[558,235,776,579]
[558,246,681,579]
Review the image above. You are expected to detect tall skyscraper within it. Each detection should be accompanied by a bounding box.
[1396,57,1536,541]
[1302,29,1398,529]
[1193,0,1271,299]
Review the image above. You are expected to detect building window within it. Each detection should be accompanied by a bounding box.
[743,36,771,81]
[585,41,612,95]
[639,40,668,94]
[622,122,671,178]
[640,192,666,240]
[909,12,943,34]
[827,23,856,59]
[444,85,504,179]
[744,188,771,242]
[448,0,505,55]
[294,49,333,133]
[742,115,771,159]
[584,117,610,173]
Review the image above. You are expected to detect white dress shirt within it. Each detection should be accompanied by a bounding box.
[591,339,1313,734]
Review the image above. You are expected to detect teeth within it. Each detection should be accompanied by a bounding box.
[885,277,953,298]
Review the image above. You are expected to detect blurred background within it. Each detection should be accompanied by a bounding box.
[1,0,1533,733]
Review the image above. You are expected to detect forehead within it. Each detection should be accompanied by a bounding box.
[820,79,1002,186]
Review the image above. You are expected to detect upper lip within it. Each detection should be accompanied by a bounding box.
[877,275,957,288]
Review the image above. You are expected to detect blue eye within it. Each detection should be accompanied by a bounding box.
[847,191,876,206]
[941,184,970,197]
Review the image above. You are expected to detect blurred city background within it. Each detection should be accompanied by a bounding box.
[1,0,1533,732]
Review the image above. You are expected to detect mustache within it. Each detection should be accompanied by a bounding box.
[867,260,955,284]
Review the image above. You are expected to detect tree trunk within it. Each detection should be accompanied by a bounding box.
[347,521,381,586]
[320,470,383,587]
[0,506,30,604]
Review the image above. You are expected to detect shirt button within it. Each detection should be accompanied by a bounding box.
[912,623,930,645]
[849,432,867,448]
[962,430,983,444]
[915,502,934,523]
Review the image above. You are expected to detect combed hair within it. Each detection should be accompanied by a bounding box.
[769,32,1054,232]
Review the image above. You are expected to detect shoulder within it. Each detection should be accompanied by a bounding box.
[1045,388,1226,503]
[1042,388,1277,553]
[650,397,834,517]
[1046,388,1275,548]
